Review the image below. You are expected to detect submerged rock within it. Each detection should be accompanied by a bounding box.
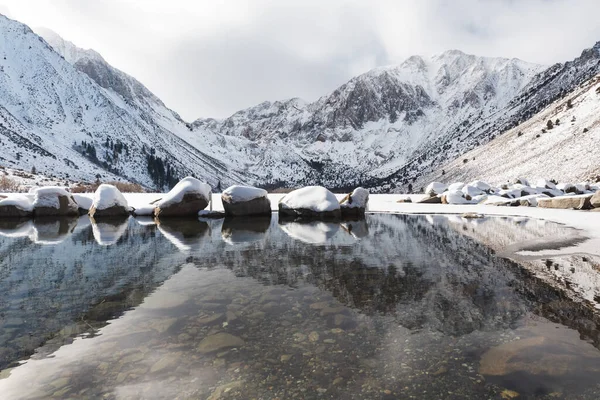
[197,333,245,353]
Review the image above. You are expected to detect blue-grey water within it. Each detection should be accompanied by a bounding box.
[0,214,599,399]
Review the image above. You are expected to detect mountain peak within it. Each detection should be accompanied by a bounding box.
[34,27,104,64]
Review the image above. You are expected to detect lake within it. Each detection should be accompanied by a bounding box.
[0,213,599,399]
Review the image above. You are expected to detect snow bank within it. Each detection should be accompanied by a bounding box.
[92,184,129,211]
[31,186,71,209]
[132,205,155,216]
[0,194,34,212]
[536,179,557,190]
[279,186,340,213]
[222,185,267,202]
[157,177,211,208]
[425,182,448,196]
[73,194,93,211]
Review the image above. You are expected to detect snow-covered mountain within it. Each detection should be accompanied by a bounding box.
[392,41,600,191]
[190,52,544,190]
[2,13,599,191]
[0,15,247,190]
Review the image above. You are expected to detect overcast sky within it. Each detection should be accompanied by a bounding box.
[1,0,600,120]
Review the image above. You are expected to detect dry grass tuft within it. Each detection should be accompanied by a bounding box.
[70,181,145,193]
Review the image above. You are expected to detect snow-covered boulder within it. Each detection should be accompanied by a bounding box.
[155,177,211,218]
[511,184,538,197]
[575,183,590,194]
[339,187,369,218]
[448,182,465,191]
[279,186,341,220]
[221,185,270,217]
[73,194,93,215]
[425,182,448,196]
[31,187,78,216]
[0,194,34,218]
[557,183,577,194]
[441,190,475,205]
[89,184,131,218]
[513,177,530,186]
[536,179,557,190]
[498,188,523,199]
[462,184,484,198]
[468,180,492,193]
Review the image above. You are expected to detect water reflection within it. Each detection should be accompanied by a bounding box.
[340,219,369,239]
[91,217,129,246]
[134,216,156,226]
[221,215,271,245]
[0,219,33,238]
[155,218,210,252]
[30,217,78,245]
[0,214,599,399]
[279,220,340,244]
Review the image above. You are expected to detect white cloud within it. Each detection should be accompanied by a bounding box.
[1,0,599,120]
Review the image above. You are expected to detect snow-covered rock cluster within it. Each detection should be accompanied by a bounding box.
[419,178,600,210]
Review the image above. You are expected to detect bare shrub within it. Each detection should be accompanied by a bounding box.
[0,176,20,192]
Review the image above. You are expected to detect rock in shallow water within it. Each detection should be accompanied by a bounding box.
[197,333,245,353]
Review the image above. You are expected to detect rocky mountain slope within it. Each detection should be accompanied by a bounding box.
[190,52,544,190]
[420,73,600,187]
[0,15,247,190]
[3,13,599,191]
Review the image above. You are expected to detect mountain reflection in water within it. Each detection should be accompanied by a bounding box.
[0,214,599,399]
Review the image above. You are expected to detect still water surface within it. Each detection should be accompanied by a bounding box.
[0,214,599,399]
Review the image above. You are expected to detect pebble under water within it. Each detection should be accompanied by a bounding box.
[0,214,599,399]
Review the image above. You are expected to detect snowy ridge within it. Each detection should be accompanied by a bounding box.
[189,50,543,190]
[424,74,600,186]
